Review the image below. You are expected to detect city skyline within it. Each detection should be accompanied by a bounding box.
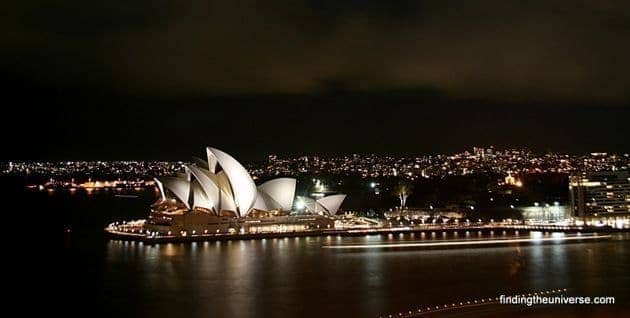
[5,146,627,180]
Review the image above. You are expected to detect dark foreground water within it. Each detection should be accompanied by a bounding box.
[6,180,628,318]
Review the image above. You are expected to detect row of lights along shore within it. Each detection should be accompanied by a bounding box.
[379,288,568,318]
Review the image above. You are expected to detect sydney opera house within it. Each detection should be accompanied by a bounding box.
[145,147,346,236]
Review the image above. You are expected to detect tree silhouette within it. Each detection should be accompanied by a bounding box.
[393,181,413,208]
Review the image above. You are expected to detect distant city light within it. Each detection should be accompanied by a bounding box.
[8,147,627,185]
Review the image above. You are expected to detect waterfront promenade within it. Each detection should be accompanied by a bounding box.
[105,222,624,244]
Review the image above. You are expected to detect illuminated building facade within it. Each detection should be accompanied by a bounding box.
[569,171,630,217]
[145,147,346,236]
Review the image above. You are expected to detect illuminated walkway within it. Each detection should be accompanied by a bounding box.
[106,220,626,243]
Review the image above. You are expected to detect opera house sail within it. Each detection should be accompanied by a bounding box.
[144,147,347,236]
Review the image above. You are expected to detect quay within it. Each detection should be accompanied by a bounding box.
[105,223,626,244]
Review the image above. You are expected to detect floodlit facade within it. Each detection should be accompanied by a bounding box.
[146,147,346,236]
[570,170,630,216]
[294,194,347,215]
[257,178,297,211]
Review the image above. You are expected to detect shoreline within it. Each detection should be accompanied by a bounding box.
[104,224,627,244]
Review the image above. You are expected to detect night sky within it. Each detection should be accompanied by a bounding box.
[3,1,629,161]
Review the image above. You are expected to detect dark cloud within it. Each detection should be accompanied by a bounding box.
[2,1,629,160]
[4,1,630,102]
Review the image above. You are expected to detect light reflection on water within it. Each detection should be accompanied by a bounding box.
[104,234,630,318]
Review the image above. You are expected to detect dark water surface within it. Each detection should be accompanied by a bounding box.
[7,180,628,318]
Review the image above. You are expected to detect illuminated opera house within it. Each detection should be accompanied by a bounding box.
[146,147,346,236]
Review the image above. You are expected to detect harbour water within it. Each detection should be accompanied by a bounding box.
[8,180,629,317]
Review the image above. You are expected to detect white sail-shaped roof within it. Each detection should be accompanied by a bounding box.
[188,165,220,212]
[258,178,296,211]
[215,171,233,195]
[162,177,191,209]
[207,147,257,217]
[219,187,237,212]
[316,194,346,215]
[192,156,209,170]
[206,147,218,173]
[252,194,269,211]
[154,177,166,201]
[191,180,215,212]
[257,190,283,210]
[315,202,327,214]
[295,196,317,212]
[214,171,236,211]
[156,147,345,217]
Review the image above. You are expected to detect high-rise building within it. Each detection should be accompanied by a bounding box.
[569,170,630,217]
